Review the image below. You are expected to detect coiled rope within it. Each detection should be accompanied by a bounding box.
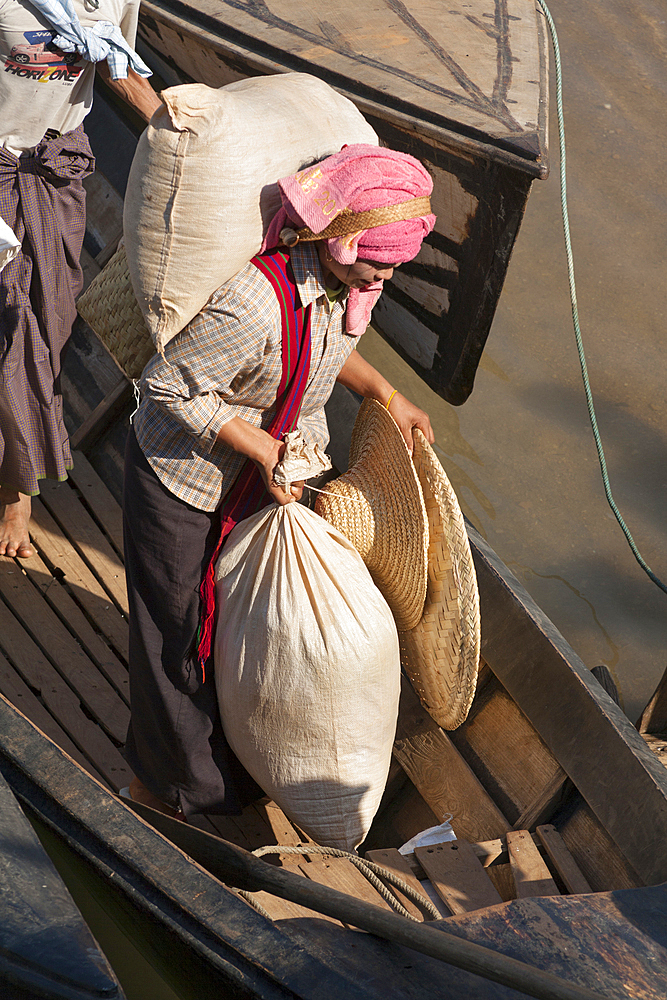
[537,0,667,596]
[239,844,442,922]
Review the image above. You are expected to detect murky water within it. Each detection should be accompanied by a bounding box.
[360,0,667,723]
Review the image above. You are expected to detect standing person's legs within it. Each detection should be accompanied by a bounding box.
[0,128,94,558]
[123,428,262,817]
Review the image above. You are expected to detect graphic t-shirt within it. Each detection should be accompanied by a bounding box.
[0,0,139,153]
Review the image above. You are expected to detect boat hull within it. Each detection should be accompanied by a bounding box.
[136,0,549,404]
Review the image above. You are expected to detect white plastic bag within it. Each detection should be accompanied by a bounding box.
[124,72,377,352]
[0,216,20,273]
[214,503,400,851]
[398,818,456,855]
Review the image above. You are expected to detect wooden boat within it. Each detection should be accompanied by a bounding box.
[131,0,550,405]
[0,767,126,1000]
[3,7,667,999]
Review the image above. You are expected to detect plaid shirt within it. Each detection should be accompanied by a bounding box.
[133,243,355,512]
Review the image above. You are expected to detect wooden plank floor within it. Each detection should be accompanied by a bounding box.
[0,452,131,792]
[0,452,588,925]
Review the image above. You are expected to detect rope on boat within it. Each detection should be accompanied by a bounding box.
[237,889,273,919]
[240,844,442,922]
[537,0,667,597]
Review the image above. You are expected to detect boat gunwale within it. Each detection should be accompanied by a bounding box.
[468,521,667,886]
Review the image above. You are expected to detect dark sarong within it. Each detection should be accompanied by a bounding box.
[0,126,95,494]
[123,428,264,818]
[124,249,313,817]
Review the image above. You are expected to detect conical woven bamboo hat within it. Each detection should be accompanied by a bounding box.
[314,398,428,631]
[400,431,480,730]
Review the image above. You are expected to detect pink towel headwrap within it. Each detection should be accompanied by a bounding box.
[263,144,436,336]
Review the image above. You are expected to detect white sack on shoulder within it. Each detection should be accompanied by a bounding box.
[214,503,400,852]
[124,72,378,352]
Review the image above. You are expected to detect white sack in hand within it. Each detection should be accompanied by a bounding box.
[214,503,400,851]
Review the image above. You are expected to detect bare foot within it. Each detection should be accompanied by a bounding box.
[0,491,34,558]
[128,776,186,821]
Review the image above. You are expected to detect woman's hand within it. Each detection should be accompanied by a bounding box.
[216,417,302,505]
[387,392,434,453]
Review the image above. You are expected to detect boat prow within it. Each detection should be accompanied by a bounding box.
[136,0,550,404]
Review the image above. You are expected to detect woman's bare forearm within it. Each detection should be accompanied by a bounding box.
[335,349,394,406]
[336,349,434,451]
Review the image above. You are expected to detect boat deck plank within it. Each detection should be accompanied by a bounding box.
[536,824,592,895]
[415,840,503,915]
[299,857,395,912]
[38,477,129,615]
[68,448,125,558]
[365,848,434,920]
[507,829,559,899]
[0,650,106,783]
[0,595,129,788]
[20,548,129,704]
[29,498,129,659]
[0,456,134,792]
[394,682,511,842]
[0,555,128,744]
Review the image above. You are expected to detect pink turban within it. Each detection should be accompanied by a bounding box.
[263,144,436,336]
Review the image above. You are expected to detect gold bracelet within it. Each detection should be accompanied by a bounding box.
[385,389,398,410]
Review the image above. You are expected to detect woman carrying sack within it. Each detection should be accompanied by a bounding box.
[122,143,437,819]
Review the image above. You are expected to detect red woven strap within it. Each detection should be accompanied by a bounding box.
[196,249,312,678]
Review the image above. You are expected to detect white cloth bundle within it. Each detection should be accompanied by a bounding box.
[0,217,20,274]
[214,503,400,851]
[271,430,332,489]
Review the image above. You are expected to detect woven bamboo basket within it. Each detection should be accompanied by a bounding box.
[76,244,155,379]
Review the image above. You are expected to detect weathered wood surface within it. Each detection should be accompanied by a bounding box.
[641,733,667,768]
[0,557,129,748]
[415,840,503,914]
[1,696,613,1000]
[19,547,129,702]
[68,449,125,557]
[467,522,667,886]
[555,796,642,893]
[29,497,129,660]
[536,825,592,896]
[140,0,548,167]
[365,847,436,919]
[394,679,511,842]
[506,830,558,899]
[445,884,667,1000]
[450,675,567,827]
[638,662,667,735]
[134,3,543,405]
[38,478,129,615]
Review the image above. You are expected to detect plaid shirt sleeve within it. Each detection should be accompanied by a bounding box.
[132,245,355,511]
[139,266,281,453]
